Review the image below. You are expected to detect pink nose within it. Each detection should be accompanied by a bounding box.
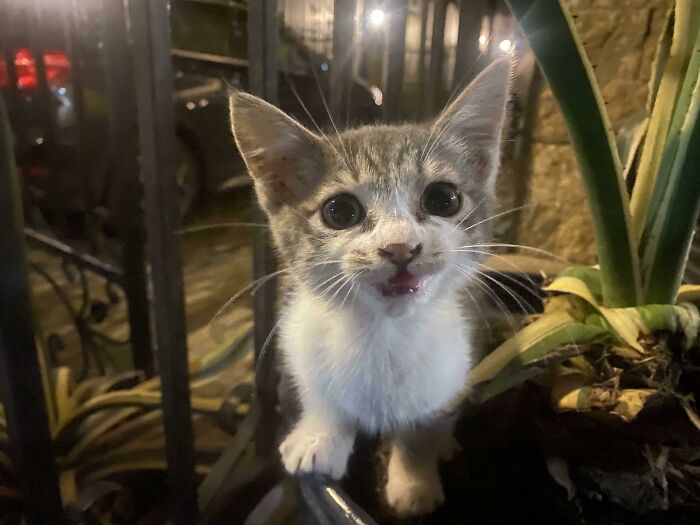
[378,243,422,266]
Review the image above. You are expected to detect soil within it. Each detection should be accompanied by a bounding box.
[343,384,700,525]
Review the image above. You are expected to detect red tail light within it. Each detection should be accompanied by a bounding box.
[0,48,70,91]
[43,50,71,87]
[0,56,7,87]
[14,48,37,90]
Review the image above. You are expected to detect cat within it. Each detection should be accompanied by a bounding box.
[229,56,513,517]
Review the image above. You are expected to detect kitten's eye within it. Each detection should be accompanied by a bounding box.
[321,193,365,229]
[421,182,461,217]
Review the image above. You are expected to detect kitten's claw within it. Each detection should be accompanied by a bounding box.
[386,465,445,517]
[279,426,353,479]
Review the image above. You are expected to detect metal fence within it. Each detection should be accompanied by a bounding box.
[0,1,538,523]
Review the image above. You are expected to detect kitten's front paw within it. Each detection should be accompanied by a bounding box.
[386,465,445,517]
[279,425,353,479]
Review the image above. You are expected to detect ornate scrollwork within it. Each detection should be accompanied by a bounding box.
[26,229,130,380]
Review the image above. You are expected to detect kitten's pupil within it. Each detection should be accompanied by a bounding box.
[421,182,462,217]
[322,193,364,230]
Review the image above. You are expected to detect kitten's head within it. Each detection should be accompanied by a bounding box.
[230,57,512,317]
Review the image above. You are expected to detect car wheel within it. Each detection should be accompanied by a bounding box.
[175,139,200,219]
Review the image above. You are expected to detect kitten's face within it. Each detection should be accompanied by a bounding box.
[231,58,512,317]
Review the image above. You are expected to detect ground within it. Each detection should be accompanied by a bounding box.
[28,189,255,377]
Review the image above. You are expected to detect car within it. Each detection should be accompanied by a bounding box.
[0,0,382,232]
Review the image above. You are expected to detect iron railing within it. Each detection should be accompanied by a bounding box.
[0,0,536,523]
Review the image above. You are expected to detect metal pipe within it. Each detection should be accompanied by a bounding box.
[0,82,63,525]
[331,0,355,124]
[247,0,280,457]
[127,0,199,521]
[383,0,408,121]
[426,0,446,116]
[101,0,155,377]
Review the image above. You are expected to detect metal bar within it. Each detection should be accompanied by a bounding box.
[331,0,355,123]
[172,48,250,67]
[63,0,96,247]
[25,228,123,283]
[247,0,279,457]
[417,0,429,119]
[1,8,20,127]
[102,0,154,377]
[29,0,56,144]
[0,84,63,525]
[297,476,379,525]
[426,0,446,116]
[383,0,408,121]
[127,0,199,522]
[452,0,486,92]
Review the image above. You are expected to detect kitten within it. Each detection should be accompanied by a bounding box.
[229,56,512,516]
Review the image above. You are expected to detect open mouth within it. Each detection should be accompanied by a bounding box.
[380,270,423,297]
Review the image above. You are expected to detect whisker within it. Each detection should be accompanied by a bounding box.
[327,272,357,304]
[309,270,346,295]
[454,264,520,337]
[254,318,281,379]
[177,222,269,235]
[460,204,540,235]
[456,274,493,336]
[451,194,488,233]
[318,272,351,299]
[209,268,289,327]
[457,247,542,298]
[340,270,365,309]
[452,243,572,265]
[308,61,354,171]
[282,71,352,173]
[472,267,535,318]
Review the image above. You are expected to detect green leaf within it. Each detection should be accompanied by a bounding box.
[631,0,700,242]
[643,63,700,304]
[678,284,700,303]
[505,0,641,307]
[618,115,649,183]
[54,390,221,449]
[470,310,609,386]
[546,275,699,349]
[558,266,603,303]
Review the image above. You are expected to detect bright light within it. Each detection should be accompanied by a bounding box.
[369,8,385,27]
[499,39,513,52]
[479,35,487,47]
[370,85,383,106]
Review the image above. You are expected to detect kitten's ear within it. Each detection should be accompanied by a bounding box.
[431,56,513,186]
[229,92,324,211]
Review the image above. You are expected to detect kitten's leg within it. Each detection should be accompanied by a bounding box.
[386,417,458,517]
[279,393,355,480]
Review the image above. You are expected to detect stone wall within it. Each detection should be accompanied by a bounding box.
[511,0,671,264]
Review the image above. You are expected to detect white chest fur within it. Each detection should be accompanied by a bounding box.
[279,289,472,433]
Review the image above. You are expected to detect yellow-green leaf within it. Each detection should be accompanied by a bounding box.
[470,310,608,386]
[678,284,700,303]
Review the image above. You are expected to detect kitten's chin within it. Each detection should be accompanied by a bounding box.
[355,273,440,318]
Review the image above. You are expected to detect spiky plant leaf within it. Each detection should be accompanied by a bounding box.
[505,0,641,307]
[630,0,700,241]
[546,274,699,349]
[678,284,700,302]
[470,310,608,387]
[643,64,700,303]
